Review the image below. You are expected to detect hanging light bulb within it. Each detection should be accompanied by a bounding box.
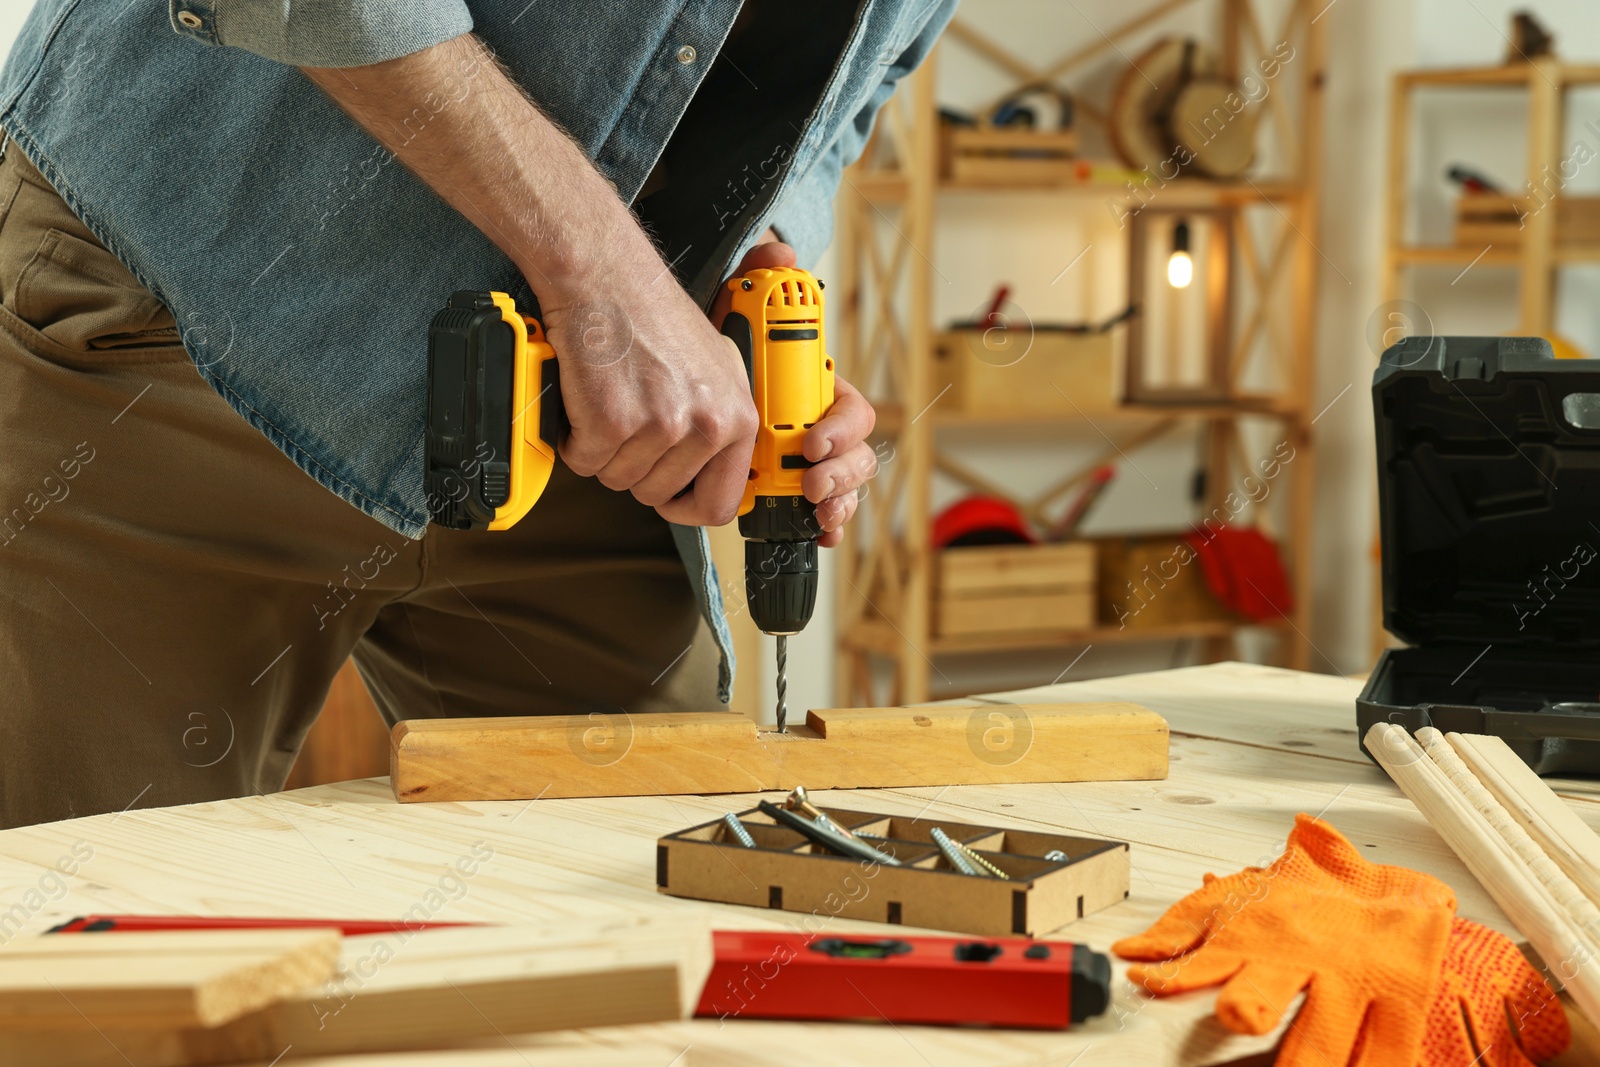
[1167,219,1193,289]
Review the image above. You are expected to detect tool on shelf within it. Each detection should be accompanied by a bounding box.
[424,268,835,732]
[1046,464,1116,541]
[1508,11,1556,62]
[1444,164,1502,195]
[979,283,1010,329]
[697,930,1111,1029]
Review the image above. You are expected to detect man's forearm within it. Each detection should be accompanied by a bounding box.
[302,34,658,301]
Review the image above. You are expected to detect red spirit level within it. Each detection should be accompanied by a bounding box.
[695,930,1111,1030]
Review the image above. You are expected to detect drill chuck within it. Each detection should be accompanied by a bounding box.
[740,496,820,637]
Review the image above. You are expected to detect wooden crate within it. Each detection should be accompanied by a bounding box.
[940,125,1079,185]
[933,330,1117,416]
[658,805,1129,939]
[935,542,1095,637]
[1095,533,1234,630]
[1454,194,1600,246]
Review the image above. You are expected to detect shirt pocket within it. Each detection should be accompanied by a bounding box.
[7,226,187,364]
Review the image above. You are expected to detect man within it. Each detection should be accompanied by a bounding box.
[0,1,953,827]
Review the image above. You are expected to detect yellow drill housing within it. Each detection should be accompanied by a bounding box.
[724,267,836,516]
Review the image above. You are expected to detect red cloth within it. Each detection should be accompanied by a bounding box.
[1185,526,1293,620]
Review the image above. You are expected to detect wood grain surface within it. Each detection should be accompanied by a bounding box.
[2,663,1595,1065]
[0,928,340,1032]
[390,702,1169,802]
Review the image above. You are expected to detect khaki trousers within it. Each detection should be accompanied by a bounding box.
[0,144,719,828]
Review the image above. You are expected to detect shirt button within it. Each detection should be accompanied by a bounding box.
[176,10,203,28]
[676,45,697,65]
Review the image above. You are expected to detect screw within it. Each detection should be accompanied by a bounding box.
[930,827,981,876]
[1044,849,1068,862]
[722,813,757,848]
[951,839,1010,880]
[783,785,858,840]
[759,801,902,866]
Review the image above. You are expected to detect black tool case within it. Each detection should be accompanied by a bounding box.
[1358,336,1600,775]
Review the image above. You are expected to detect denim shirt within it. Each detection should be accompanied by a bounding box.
[0,0,953,703]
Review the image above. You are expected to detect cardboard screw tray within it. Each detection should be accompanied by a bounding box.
[657,805,1129,938]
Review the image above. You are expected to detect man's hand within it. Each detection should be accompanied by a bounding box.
[304,35,756,526]
[715,240,876,548]
[539,266,757,527]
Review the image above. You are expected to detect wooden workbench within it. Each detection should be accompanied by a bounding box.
[1,662,1594,1066]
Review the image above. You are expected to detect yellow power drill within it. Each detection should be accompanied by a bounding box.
[425,268,836,731]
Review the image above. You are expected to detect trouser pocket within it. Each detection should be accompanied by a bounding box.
[0,141,184,363]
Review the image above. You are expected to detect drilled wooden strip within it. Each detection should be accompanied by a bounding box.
[391,703,1168,803]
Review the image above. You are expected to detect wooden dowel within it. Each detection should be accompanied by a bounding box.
[1448,732,1600,910]
[1364,723,1600,1023]
[1418,729,1600,946]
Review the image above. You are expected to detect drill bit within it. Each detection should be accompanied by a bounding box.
[775,634,788,733]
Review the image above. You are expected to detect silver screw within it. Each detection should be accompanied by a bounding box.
[930,827,981,876]
[722,813,757,848]
[952,839,1010,880]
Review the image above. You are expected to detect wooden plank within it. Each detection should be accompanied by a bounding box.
[938,543,1096,593]
[1369,724,1600,1023]
[1,917,712,1067]
[390,703,1169,803]
[0,929,340,1031]
[935,589,1095,637]
[1451,734,1600,908]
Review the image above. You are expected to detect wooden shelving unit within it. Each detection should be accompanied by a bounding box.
[1372,57,1599,660]
[831,0,1328,705]
[1381,58,1600,336]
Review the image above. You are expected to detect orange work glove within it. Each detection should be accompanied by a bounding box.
[1417,917,1569,1066]
[1113,814,1457,1066]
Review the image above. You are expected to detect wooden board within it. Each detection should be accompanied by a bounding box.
[1,916,711,1067]
[7,663,1600,1066]
[1454,194,1600,246]
[936,588,1095,637]
[1095,534,1235,629]
[932,330,1117,415]
[0,928,339,1031]
[940,126,1080,185]
[390,702,1169,803]
[937,543,1095,593]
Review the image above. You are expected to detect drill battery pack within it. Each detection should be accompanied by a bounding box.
[425,291,565,531]
[1359,336,1600,774]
